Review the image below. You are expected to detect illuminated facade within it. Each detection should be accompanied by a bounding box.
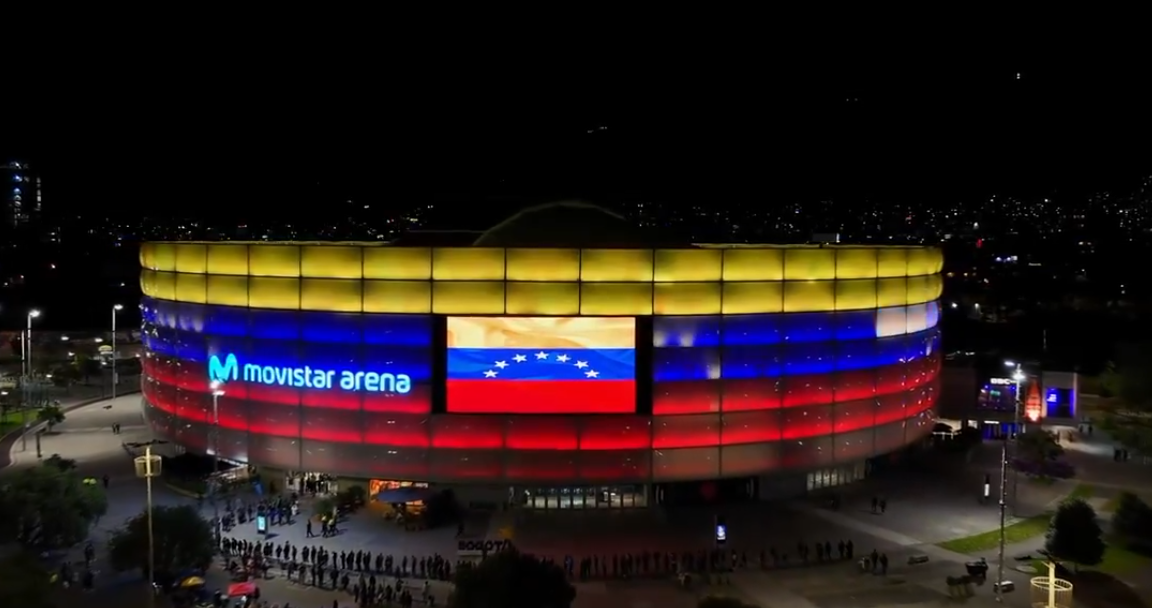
[139,242,942,483]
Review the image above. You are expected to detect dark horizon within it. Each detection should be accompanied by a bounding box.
[6,58,1150,219]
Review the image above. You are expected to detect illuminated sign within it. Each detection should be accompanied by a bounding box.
[445,316,636,414]
[207,353,411,394]
[990,378,1014,385]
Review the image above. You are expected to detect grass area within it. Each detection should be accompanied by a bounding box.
[1029,542,1151,578]
[1098,543,1151,576]
[1103,494,1124,513]
[1067,484,1095,501]
[937,514,1052,553]
[0,408,41,434]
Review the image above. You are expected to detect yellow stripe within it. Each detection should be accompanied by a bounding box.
[139,271,944,315]
[446,317,636,349]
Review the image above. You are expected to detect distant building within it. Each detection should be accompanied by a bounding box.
[1,160,42,228]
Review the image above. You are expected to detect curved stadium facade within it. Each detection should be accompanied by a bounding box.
[139,240,943,492]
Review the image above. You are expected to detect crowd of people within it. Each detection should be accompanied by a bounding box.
[221,536,451,606]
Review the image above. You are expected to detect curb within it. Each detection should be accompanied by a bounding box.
[0,390,142,469]
[164,483,205,499]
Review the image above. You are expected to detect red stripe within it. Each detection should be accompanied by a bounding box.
[447,379,635,414]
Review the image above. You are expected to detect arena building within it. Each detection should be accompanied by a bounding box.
[138,204,943,507]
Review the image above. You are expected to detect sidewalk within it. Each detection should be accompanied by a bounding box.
[0,385,140,469]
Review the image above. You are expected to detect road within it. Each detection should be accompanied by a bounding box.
[7,397,1152,608]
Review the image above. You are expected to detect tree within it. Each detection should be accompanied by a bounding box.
[107,505,214,588]
[699,597,760,608]
[36,406,65,433]
[43,454,77,472]
[0,549,53,608]
[1046,498,1106,570]
[313,496,336,518]
[451,548,575,608]
[1099,344,1152,407]
[1111,492,1152,546]
[0,463,107,550]
[1013,430,1074,479]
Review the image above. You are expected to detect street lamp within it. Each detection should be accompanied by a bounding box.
[111,304,124,401]
[209,380,225,547]
[22,309,41,453]
[996,360,1026,601]
[130,439,166,608]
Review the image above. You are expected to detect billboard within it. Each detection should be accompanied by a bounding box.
[446,317,636,414]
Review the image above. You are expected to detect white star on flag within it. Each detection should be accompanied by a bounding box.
[535,351,549,360]
[584,369,599,378]
[556,354,570,363]
[513,354,527,363]
[494,360,508,369]
[483,370,499,378]
[574,360,588,369]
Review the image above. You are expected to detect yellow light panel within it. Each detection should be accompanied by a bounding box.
[877,248,908,278]
[301,278,362,312]
[140,243,156,270]
[301,245,363,279]
[722,281,784,314]
[505,248,580,282]
[580,283,653,315]
[784,248,836,281]
[174,244,207,274]
[206,275,249,307]
[835,248,879,279]
[248,277,301,310]
[174,273,207,304]
[152,243,177,272]
[654,249,722,282]
[722,249,785,281]
[905,248,933,277]
[363,247,432,280]
[140,269,158,298]
[835,279,877,311]
[433,248,505,281]
[432,281,505,314]
[151,271,177,301]
[906,274,943,305]
[580,249,654,282]
[654,282,722,315]
[505,282,580,315]
[207,244,249,275]
[362,281,431,314]
[876,277,909,307]
[783,280,836,312]
[249,245,301,277]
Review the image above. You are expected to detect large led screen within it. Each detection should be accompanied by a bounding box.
[446,316,636,414]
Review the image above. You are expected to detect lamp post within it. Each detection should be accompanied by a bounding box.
[111,304,124,400]
[996,360,1026,601]
[209,380,225,548]
[1005,361,1025,515]
[22,309,41,452]
[130,440,166,608]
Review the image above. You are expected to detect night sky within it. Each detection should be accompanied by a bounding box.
[7,51,1149,220]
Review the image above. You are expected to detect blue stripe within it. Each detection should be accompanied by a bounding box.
[653,328,939,381]
[653,302,939,346]
[447,348,634,381]
[141,297,431,345]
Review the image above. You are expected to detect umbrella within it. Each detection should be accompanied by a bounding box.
[179,576,206,588]
[227,581,257,597]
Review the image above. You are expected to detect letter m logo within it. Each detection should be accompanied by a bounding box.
[208,353,238,382]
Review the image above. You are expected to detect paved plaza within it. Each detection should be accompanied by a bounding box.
[4,395,1151,607]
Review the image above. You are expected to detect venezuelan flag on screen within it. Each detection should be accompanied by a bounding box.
[446,317,636,414]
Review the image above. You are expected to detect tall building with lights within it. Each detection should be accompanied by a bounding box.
[2,160,42,228]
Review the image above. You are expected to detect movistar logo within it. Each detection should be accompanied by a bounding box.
[206,353,411,394]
